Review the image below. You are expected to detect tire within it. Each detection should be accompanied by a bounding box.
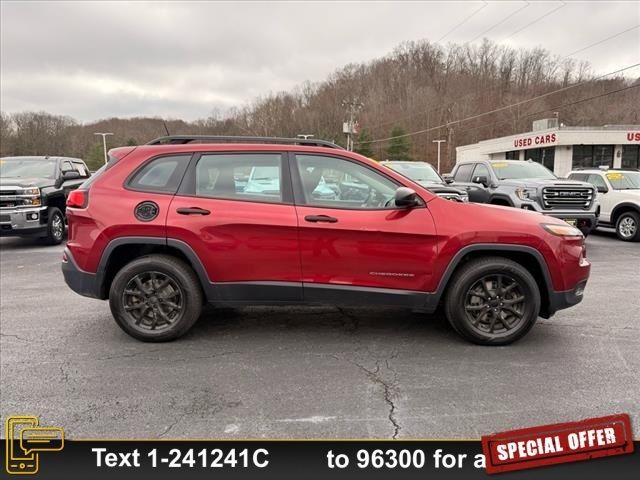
[109,254,203,342]
[615,211,640,242]
[444,257,541,346]
[43,207,65,245]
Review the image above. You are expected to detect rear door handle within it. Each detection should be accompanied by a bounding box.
[176,207,210,215]
[304,215,338,223]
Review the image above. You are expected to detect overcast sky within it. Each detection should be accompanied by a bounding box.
[1,1,639,123]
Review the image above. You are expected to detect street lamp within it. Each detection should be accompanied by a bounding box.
[432,139,446,173]
[94,132,114,165]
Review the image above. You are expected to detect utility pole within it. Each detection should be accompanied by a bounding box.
[432,139,446,173]
[94,132,114,165]
[341,99,364,151]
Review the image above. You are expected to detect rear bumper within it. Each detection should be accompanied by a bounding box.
[61,247,101,299]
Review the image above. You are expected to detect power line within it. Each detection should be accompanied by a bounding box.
[360,62,640,141]
[563,24,640,58]
[501,1,566,41]
[436,2,488,43]
[467,1,531,44]
[359,68,640,145]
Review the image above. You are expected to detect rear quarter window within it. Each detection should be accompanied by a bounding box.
[127,155,190,193]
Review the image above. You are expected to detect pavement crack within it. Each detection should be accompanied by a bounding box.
[0,332,30,343]
[158,415,184,438]
[331,352,401,439]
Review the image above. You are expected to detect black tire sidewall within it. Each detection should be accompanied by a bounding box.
[45,207,64,245]
[615,212,640,242]
[445,258,541,345]
[109,255,203,342]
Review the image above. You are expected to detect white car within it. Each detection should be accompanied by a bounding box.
[568,168,640,241]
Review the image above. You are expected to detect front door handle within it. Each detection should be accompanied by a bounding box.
[304,214,338,223]
[176,207,210,215]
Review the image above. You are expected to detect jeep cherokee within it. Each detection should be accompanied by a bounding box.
[61,136,590,345]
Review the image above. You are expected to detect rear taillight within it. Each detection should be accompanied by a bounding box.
[67,189,88,208]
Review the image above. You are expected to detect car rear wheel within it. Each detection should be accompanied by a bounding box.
[444,257,540,345]
[615,211,640,242]
[109,254,203,342]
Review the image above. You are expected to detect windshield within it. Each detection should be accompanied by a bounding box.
[606,171,640,190]
[490,161,556,180]
[387,162,442,183]
[0,157,57,179]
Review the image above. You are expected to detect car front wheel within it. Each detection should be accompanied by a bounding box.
[43,207,65,245]
[109,254,203,342]
[444,257,541,345]
[615,211,640,242]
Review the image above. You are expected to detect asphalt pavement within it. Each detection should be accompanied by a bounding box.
[1,230,638,439]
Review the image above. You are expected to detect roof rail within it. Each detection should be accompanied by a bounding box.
[146,135,344,150]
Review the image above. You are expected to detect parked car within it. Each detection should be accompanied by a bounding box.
[447,159,599,236]
[380,161,468,202]
[62,136,590,346]
[0,156,90,244]
[568,168,640,241]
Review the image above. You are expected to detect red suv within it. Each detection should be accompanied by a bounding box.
[62,136,590,345]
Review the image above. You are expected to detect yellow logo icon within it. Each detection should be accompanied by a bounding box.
[5,416,64,475]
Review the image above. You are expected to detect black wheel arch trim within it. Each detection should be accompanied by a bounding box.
[611,203,640,223]
[91,238,565,316]
[426,243,556,317]
[488,194,514,206]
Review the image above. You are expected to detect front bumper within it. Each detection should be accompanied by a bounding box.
[61,247,101,299]
[548,279,588,316]
[515,200,599,232]
[0,206,48,237]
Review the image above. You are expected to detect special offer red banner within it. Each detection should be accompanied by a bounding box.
[481,414,634,474]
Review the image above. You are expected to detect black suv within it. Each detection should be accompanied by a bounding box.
[447,159,599,235]
[0,156,90,244]
[381,161,468,202]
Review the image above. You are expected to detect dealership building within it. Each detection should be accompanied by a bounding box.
[456,120,640,177]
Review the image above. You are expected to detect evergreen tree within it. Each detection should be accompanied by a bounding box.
[354,129,375,158]
[385,126,412,161]
[85,143,104,171]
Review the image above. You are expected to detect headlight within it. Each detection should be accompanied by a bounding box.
[541,223,583,237]
[22,186,41,206]
[515,187,536,200]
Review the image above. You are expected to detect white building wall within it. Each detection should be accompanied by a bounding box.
[554,145,573,177]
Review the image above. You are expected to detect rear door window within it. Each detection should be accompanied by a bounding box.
[194,153,284,203]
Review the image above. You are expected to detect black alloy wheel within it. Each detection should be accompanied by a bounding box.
[463,274,527,336]
[109,254,203,341]
[444,257,540,345]
[122,271,184,333]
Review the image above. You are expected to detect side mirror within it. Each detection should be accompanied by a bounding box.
[473,175,489,187]
[394,187,419,208]
[596,185,608,193]
[442,174,454,184]
[56,170,80,188]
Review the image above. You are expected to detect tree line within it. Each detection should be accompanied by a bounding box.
[1,39,638,171]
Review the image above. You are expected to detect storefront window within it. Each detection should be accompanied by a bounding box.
[572,145,614,169]
[524,147,555,171]
[505,150,519,160]
[621,145,640,169]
